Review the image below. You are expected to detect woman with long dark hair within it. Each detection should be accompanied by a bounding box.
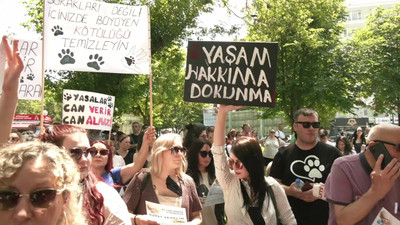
[335,137,355,156]
[40,125,132,225]
[187,139,225,225]
[184,123,207,148]
[212,105,296,225]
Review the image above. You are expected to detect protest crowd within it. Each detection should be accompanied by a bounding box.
[1,35,400,225]
[1,1,400,224]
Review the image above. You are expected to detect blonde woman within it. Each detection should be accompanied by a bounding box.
[124,133,203,225]
[0,142,85,225]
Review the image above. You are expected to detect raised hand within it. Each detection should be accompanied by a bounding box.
[1,36,24,95]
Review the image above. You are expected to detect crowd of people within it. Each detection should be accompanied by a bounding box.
[1,36,400,225]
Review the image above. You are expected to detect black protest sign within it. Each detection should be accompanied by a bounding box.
[184,41,278,107]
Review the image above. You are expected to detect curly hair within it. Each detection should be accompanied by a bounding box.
[0,142,85,225]
[150,133,187,178]
[186,139,215,186]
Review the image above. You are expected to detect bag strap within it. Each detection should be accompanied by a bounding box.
[134,172,151,213]
[266,185,282,225]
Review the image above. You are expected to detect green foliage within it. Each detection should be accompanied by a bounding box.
[20,0,214,129]
[244,0,358,126]
[346,4,400,115]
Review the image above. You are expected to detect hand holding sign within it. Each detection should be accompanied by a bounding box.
[1,36,24,95]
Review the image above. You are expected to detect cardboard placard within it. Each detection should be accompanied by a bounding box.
[184,41,278,107]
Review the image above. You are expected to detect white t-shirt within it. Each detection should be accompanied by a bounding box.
[275,130,286,139]
[263,137,285,159]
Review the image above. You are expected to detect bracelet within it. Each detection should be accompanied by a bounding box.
[134,215,137,225]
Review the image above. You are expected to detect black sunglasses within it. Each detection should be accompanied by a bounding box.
[69,147,95,161]
[0,188,64,211]
[373,140,400,152]
[91,148,109,156]
[295,121,321,128]
[199,151,213,158]
[170,146,188,156]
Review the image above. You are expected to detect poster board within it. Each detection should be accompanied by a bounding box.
[0,38,42,100]
[184,41,278,107]
[62,89,114,130]
[43,0,150,74]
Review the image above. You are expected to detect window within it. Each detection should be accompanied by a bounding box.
[348,11,362,21]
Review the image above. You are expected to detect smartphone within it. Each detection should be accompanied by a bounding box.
[369,142,393,169]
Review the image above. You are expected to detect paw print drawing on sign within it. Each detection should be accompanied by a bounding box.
[63,93,72,101]
[87,54,104,71]
[107,97,113,108]
[20,76,24,83]
[51,25,64,36]
[58,49,75,65]
[304,158,325,179]
[26,73,35,81]
[121,46,147,73]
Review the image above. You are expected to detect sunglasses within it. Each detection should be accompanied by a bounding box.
[0,188,64,211]
[199,151,213,158]
[170,146,188,156]
[373,140,400,152]
[295,121,320,128]
[9,137,20,142]
[228,158,244,169]
[69,147,95,161]
[91,148,109,156]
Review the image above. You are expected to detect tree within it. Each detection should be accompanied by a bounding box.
[244,0,358,126]
[21,0,215,128]
[346,4,400,124]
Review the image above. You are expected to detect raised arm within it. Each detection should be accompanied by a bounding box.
[120,127,155,184]
[0,36,23,146]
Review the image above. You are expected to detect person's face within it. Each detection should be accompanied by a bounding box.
[0,159,66,225]
[90,143,109,169]
[162,139,185,170]
[229,153,249,181]
[120,137,131,150]
[320,136,328,143]
[293,114,319,145]
[198,144,212,170]
[243,125,251,133]
[8,133,20,143]
[269,131,275,138]
[278,124,283,131]
[199,130,208,140]
[113,124,120,131]
[207,132,214,143]
[62,132,91,180]
[132,123,141,133]
[338,140,345,151]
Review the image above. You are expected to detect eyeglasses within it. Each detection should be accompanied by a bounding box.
[228,158,244,169]
[0,188,64,211]
[91,148,109,156]
[373,140,400,152]
[270,132,275,134]
[170,146,187,156]
[295,121,320,128]
[199,151,213,158]
[69,147,95,161]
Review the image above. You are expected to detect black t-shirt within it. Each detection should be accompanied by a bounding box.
[270,142,341,225]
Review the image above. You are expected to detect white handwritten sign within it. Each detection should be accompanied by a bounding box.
[0,38,42,100]
[62,89,114,130]
[184,41,278,107]
[43,0,150,74]
[145,201,187,224]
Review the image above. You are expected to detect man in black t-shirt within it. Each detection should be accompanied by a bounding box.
[270,108,341,225]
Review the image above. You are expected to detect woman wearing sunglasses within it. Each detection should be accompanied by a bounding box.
[0,141,85,225]
[187,139,226,225]
[89,129,155,193]
[212,105,296,225]
[40,124,132,225]
[124,133,203,225]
